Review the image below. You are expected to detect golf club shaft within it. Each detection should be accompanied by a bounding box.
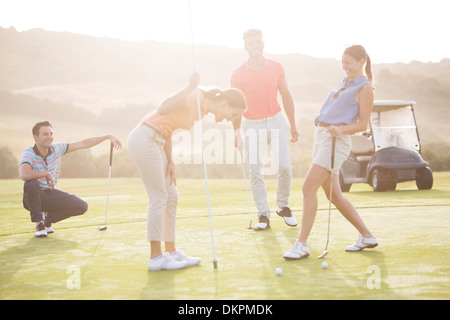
[102,142,114,228]
[240,150,252,228]
[104,166,111,226]
[189,0,217,268]
[324,137,336,251]
[203,149,217,268]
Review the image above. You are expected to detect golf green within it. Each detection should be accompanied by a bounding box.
[1,174,449,300]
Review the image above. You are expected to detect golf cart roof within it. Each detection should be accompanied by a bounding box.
[373,100,416,112]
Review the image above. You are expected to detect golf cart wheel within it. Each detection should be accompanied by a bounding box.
[371,168,396,192]
[416,167,433,190]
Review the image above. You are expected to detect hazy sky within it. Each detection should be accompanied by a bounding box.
[1,0,449,64]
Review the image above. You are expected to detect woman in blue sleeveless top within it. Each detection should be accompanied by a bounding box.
[284,45,378,260]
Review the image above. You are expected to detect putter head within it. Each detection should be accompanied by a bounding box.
[213,259,218,269]
[98,226,107,231]
[317,250,328,259]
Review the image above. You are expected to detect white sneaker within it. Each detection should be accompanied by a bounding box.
[45,226,54,234]
[169,249,201,266]
[35,221,47,238]
[42,212,54,234]
[345,235,378,252]
[148,252,188,271]
[283,240,310,260]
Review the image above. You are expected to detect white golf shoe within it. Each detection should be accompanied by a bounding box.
[148,253,187,271]
[169,249,201,266]
[35,221,47,238]
[276,207,297,227]
[253,215,271,231]
[345,235,378,252]
[283,240,310,260]
[42,212,54,234]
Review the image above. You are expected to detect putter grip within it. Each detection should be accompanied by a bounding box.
[109,142,114,166]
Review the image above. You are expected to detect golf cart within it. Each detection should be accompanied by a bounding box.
[339,100,433,192]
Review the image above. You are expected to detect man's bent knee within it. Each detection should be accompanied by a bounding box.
[77,200,88,216]
[23,179,40,192]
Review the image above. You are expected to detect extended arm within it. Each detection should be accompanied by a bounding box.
[279,83,299,143]
[67,134,122,154]
[158,72,199,115]
[164,134,176,185]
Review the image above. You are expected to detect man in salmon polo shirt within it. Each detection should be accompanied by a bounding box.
[231,29,299,230]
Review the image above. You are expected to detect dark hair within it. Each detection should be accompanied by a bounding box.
[344,45,373,83]
[201,88,247,113]
[243,29,262,41]
[32,121,52,136]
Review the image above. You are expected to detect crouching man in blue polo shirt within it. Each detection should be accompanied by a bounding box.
[20,121,122,237]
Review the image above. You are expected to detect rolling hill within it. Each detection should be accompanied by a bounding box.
[1,26,449,164]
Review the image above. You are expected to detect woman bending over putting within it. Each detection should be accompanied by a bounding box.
[284,45,378,260]
[128,72,247,271]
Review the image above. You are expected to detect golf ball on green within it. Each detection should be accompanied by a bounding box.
[321,261,328,269]
[275,268,282,275]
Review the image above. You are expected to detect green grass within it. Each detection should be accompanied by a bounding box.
[1,173,450,300]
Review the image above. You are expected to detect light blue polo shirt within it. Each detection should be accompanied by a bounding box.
[314,76,371,126]
[20,143,69,189]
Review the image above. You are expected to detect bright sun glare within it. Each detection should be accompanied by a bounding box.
[1,0,449,63]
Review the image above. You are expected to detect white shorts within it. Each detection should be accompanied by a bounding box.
[312,126,351,174]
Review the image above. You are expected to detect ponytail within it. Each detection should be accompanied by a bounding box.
[201,88,247,112]
[344,45,373,83]
[365,54,373,83]
[201,88,222,100]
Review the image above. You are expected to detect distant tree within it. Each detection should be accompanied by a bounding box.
[60,149,98,178]
[442,154,450,171]
[422,148,450,172]
[0,145,19,178]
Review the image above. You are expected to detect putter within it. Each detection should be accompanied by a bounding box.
[98,142,114,231]
[318,136,336,259]
[240,150,253,229]
[189,0,218,269]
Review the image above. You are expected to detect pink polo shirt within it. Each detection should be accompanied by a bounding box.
[230,58,286,120]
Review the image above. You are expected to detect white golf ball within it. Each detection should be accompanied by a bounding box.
[321,261,328,269]
[275,268,283,276]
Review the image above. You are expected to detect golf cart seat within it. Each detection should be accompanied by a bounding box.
[351,134,374,162]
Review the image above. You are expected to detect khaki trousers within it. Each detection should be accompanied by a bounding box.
[128,124,178,242]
